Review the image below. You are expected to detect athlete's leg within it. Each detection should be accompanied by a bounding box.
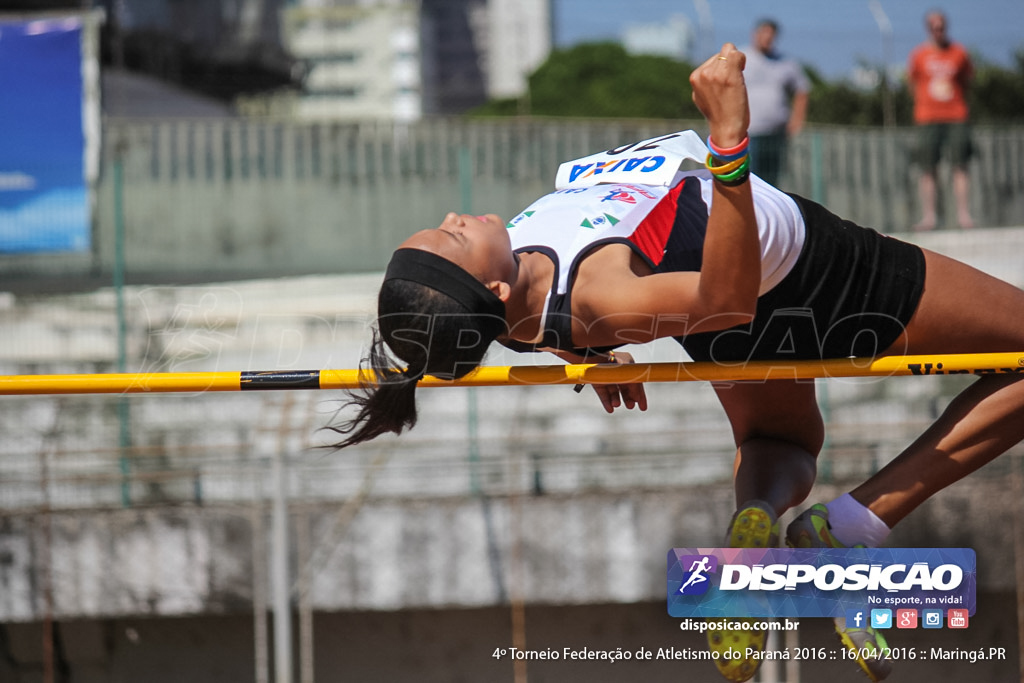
[914,124,941,231]
[849,248,1024,526]
[950,123,975,229]
[952,166,974,229]
[705,380,824,682]
[714,379,824,516]
[914,171,938,231]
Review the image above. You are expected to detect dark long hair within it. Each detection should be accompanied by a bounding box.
[327,277,506,448]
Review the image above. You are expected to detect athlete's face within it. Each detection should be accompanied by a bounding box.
[399,212,514,285]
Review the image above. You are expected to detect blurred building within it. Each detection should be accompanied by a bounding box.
[102,68,235,118]
[480,0,551,100]
[5,0,550,120]
[96,0,299,101]
[621,14,694,60]
[281,0,552,121]
[282,0,424,120]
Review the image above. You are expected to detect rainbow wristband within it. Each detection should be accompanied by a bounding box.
[707,135,749,161]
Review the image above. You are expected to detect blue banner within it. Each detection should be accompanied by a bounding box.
[0,17,90,252]
[668,547,976,618]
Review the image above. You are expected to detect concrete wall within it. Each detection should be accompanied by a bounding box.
[0,476,1018,624]
[0,480,1020,681]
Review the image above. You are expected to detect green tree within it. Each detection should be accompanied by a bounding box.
[472,42,701,120]
[470,41,1024,126]
[971,50,1024,123]
[804,63,912,126]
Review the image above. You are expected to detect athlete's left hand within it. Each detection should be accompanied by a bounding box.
[591,351,648,413]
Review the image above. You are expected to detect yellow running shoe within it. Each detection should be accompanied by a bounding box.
[834,615,892,682]
[787,504,893,681]
[727,501,780,549]
[706,501,779,682]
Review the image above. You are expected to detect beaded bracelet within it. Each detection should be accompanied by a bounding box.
[707,135,749,161]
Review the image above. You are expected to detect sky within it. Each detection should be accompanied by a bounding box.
[553,0,1024,80]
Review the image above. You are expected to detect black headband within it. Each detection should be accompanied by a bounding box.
[384,248,507,321]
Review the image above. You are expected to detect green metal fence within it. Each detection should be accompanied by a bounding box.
[2,118,1022,288]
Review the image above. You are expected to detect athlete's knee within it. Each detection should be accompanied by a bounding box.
[732,413,825,456]
[734,436,820,511]
[741,434,823,462]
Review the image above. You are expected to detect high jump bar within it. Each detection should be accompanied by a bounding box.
[0,352,1022,396]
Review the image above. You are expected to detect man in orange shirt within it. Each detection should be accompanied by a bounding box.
[908,9,974,230]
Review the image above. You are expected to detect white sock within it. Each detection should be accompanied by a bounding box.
[825,493,891,548]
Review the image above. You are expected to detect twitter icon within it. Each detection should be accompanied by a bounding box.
[871,609,893,629]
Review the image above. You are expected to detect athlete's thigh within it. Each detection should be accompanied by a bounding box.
[886,248,1024,355]
[713,379,824,454]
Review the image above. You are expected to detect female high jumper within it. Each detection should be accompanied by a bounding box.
[332,43,1024,682]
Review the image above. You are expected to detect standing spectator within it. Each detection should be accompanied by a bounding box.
[742,18,809,187]
[908,9,975,230]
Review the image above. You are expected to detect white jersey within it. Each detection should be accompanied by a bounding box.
[506,169,806,297]
[502,131,807,353]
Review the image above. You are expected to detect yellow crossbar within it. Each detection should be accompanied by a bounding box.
[0,352,1021,396]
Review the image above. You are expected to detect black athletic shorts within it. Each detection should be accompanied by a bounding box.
[916,122,974,171]
[681,194,927,362]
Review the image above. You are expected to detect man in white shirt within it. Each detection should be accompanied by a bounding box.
[742,18,810,187]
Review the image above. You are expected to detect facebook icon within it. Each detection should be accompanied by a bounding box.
[845,609,866,629]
